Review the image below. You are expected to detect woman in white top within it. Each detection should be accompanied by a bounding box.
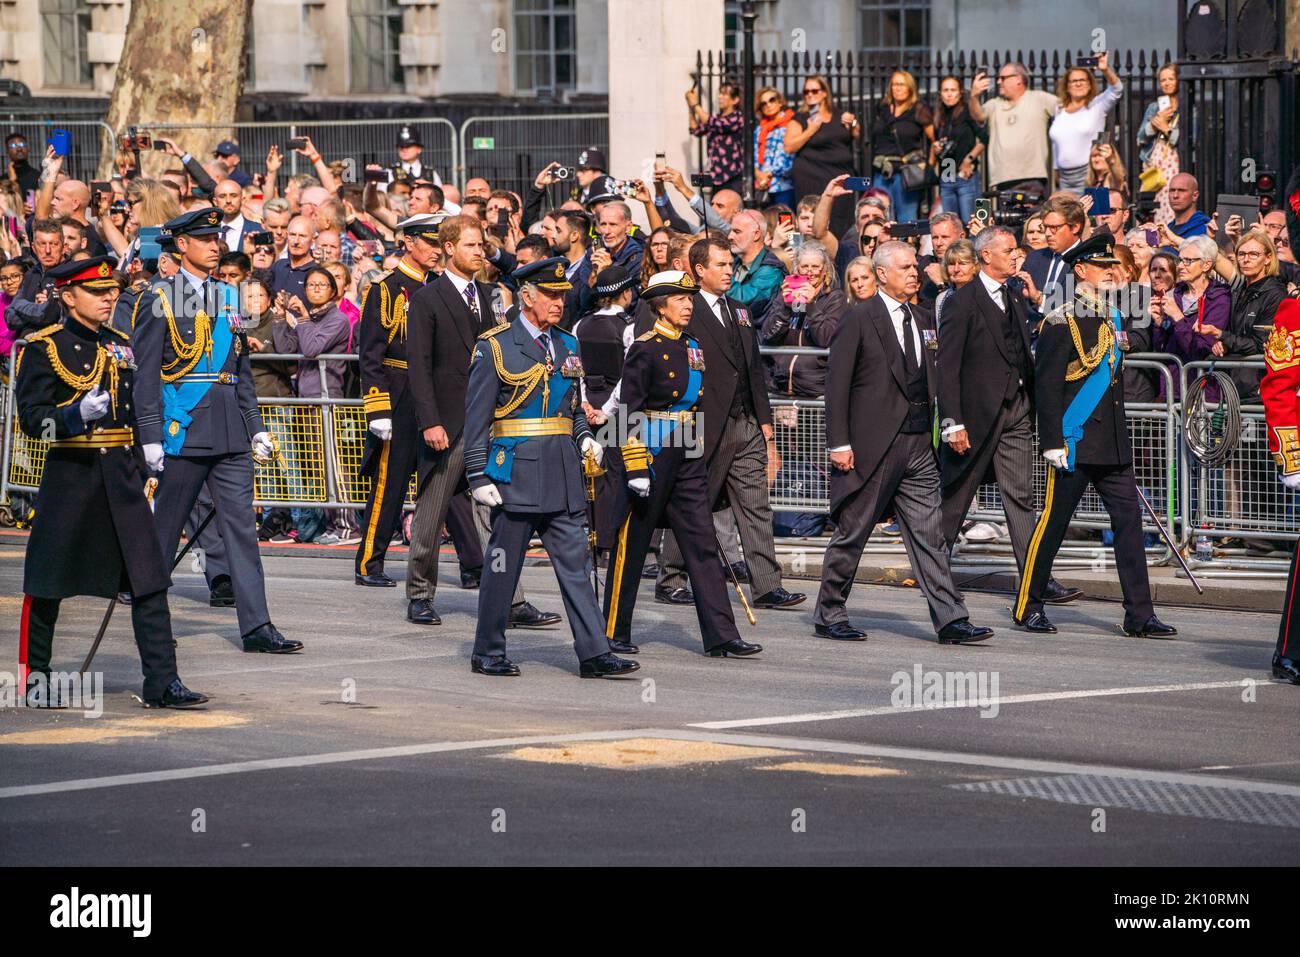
[1048,52,1123,191]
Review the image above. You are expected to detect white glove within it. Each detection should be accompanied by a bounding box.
[369,417,392,441]
[628,477,650,497]
[252,431,274,459]
[143,443,165,473]
[1280,471,1300,490]
[1043,448,1069,469]
[78,385,110,423]
[472,483,503,507]
[580,435,603,467]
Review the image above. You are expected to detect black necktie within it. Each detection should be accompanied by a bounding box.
[996,284,1008,312]
[900,304,918,376]
[1047,255,1062,291]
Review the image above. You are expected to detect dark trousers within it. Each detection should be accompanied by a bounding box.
[355,402,420,577]
[940,389,1038,575]
[816,432,967,632]
[1277,544,1300,661]
[1014,461,1154,622]
[186,482,227,587]
[446,493,484,572]
[21,591,178,700]
[605,450,741,651]
[473,507,607,663]
[154,452,271,636]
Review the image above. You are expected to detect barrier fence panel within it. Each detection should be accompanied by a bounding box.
[2,120,115,184]
[457,114,608,202]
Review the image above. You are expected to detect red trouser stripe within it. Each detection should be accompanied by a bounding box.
[18,594,31,685]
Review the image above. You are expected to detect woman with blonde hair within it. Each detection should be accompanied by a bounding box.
[100,177,183,259]
[869,68,934,222]
[1086,140,1127,194]
[844,255,877,303]
[1049,52,1123,191]
[934,239,978,328]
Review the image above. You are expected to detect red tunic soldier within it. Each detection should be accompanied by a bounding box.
[1261,296,1300,684]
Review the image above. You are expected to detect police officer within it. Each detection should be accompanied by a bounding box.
[16,256,208,708]
[133,208,303,654]
[463,257,638,678]
[1260,296,1300,684]
[1013,235,1177,638]
[354,213,443,587]
[572,263,636,551]
[390,125,439,187]
[604,270,762,658]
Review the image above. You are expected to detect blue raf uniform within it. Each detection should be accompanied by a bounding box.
[132,208,302,654]
[463,257,638,678]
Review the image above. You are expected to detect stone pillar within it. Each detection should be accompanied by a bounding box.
[606,0,724,229]
[251,0,310,94]
[87,0,130,95]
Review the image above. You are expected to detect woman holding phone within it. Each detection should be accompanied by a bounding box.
[786,75,860,236]
[1048,52,1123,192]
[1138,63,1180,224]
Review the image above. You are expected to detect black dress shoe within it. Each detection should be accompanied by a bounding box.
[1123,615,1177,639]
[814,622,867,641]
[608,638,639,655]
[242,623,304,654]
[208,574,236,608]
[753,586,806,609]
[641,562,660,580]
[1014,611,1057,634]
[508,601,561,628]
[938,618,994,644]
[1272,654,1300,684]
[471,654,520,676]
[143,678,210,709]
[728,560,751,584]
[460,568,481,589]
[707,638,763,657]
[407,598,441,625]
[355,572,396,587]
[580,652,641,678]
[655,585,694,605]
[24,673,67,709]
[1043,578,1083,604]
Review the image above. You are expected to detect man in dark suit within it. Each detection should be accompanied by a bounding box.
[1013,236,1176,638]
[404,216,553,627]
[463,261,637,679]
[213,178,265,254]
[654,237,805,610]
[1022,195,1086,327]
[814,240,993,644]
[938,226,1081,606]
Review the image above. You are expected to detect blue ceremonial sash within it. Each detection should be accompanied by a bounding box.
[160,285,237,455]
[1060,308,1122,471]
[645,356,703,458]
[484,363,569,485]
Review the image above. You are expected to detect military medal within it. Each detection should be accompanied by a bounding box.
[495,449,506,466]
[687,347,705,371]
[922,329,938,351]
[734,307,752,328]
[561,355,584,378]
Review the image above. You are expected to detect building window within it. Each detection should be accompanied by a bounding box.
[40,0,92,89]
[514,0,577,95]
[858,0,930,58]
[349,0,404,93]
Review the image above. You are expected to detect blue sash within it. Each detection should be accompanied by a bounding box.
[484,363,569,485]
[160,285,237,455]
[1060,308,1122,471]
[646,351,703,458]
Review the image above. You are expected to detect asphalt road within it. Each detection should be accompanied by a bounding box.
[1,545,1297,866]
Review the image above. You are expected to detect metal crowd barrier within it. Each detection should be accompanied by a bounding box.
[1,342,1285,567]
[456,113,609,201]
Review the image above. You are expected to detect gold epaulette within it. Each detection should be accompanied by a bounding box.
[634,329,657,342]
[477,324,510,340]
[25,323,62,342]
[130,278,150,292]
[1265,325,1300,372]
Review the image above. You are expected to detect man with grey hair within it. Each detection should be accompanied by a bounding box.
[582,199,644,313]
[816,240,993,643]
[920,211,967,300]
[969,60,1057,197]
[937,226,1081,606]
[728,208,786,324]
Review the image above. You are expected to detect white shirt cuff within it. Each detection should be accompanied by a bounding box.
[941,424,965,438]
[828,445,851,453]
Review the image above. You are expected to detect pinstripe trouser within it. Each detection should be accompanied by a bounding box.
[939,389,1038,577]
[406,435,524,605]
[658,411,781,596]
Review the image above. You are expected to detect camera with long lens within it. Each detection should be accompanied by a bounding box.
[990,188,1037,229]
[1133,189,1159,225]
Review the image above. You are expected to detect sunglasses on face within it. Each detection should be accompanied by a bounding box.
[803,88,823,96]
[760,96,780,106]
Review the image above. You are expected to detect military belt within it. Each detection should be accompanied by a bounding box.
[181,372,238,384]
[491,416,571,438]
[50,427,134,449]
[646,409,695,423]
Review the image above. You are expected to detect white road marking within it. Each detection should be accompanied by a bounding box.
[687,679,1255,729]
[5,723,1300,802]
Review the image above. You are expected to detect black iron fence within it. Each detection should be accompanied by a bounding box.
[691,46,1298,214]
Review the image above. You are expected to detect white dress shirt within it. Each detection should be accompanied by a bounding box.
[220,214,246,249]
[698,288,729,327]
[941,271,1006,439]
[444,267,479,315]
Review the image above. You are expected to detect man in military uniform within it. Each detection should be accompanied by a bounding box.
[463,258,638,678]
[604,271,762,658]
[17,256,208,708]
[1260,296,1300,684]
[133,209,303,655]
[353,214,443,587]
[1014,235,1177,638]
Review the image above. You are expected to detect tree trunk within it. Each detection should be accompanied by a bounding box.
[102,0,251,177]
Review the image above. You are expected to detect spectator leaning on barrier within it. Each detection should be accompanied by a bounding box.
[728,208,787,324]
[754,86,796,208]
[688,81,745,194]
[1049,52,1123,192]
[760,239,844,399]
[969,61,1057,199]
[1219,229,1288,400]
[7,217,63,337]
[1155,235,1232,394]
